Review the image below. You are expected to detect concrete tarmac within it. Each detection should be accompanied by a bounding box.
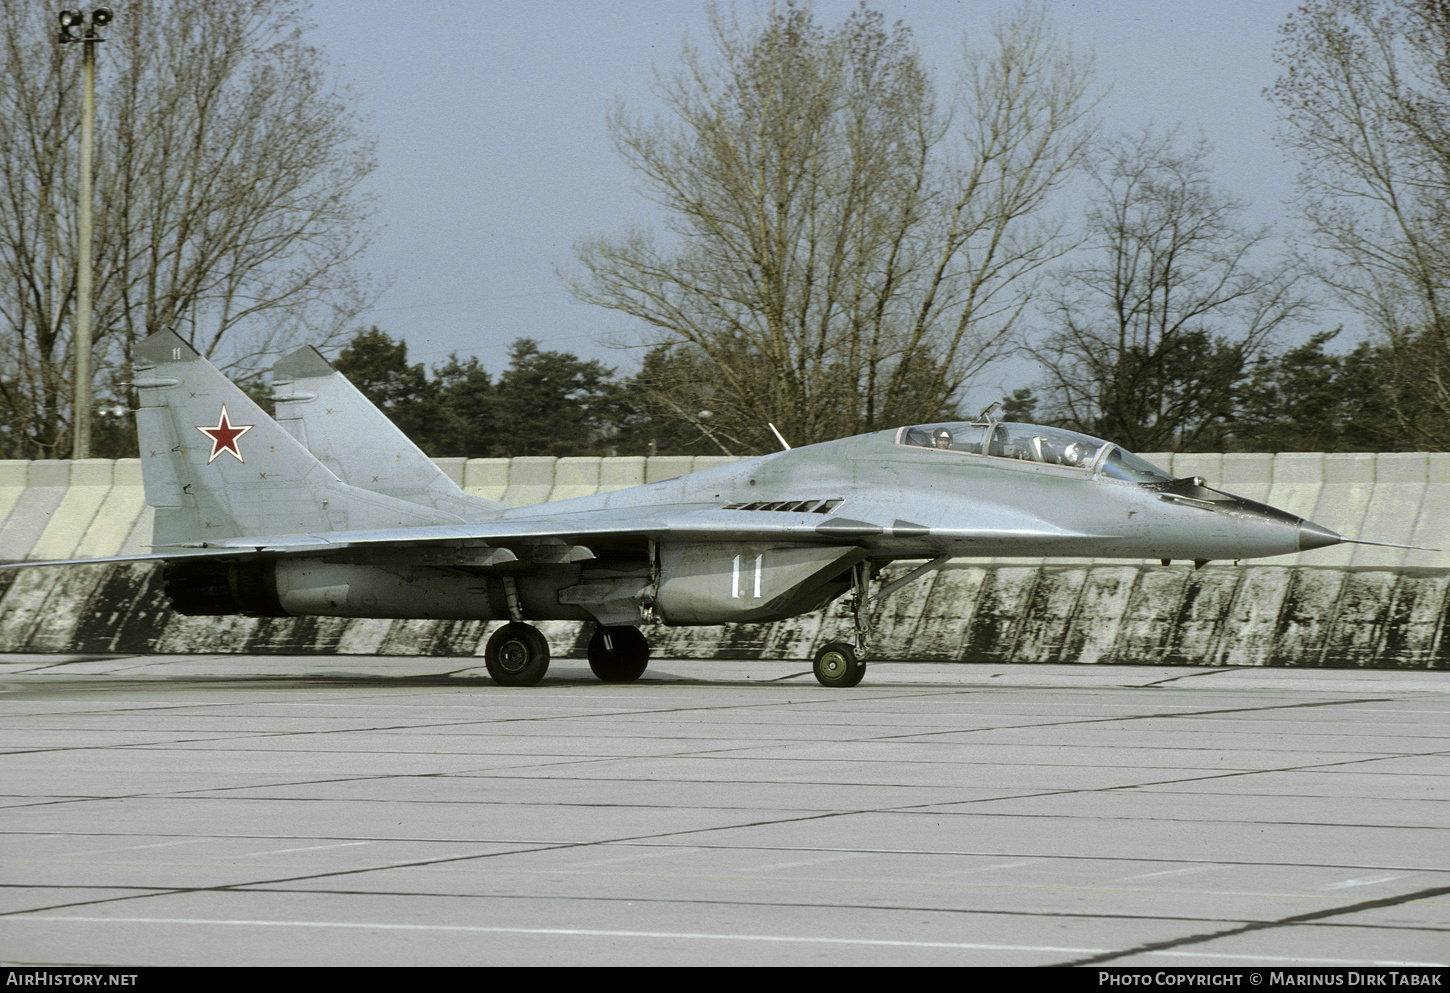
[0,653,1446,968]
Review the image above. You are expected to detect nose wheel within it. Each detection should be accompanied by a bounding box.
[810,560,874,687]
[812,641,865,688]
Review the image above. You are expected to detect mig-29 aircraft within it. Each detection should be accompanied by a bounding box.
[13,329,1401,687]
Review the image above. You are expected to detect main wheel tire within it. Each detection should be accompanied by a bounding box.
[812,641,865,688]
[587,625,650,683]
[485,622,550,686]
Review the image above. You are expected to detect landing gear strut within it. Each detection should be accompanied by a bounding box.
[485,622,550,686]
[587,624,650,683]
[813,561,872,688]
[809,556,951,688]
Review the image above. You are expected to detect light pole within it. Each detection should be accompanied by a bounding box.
[56,6,112,460]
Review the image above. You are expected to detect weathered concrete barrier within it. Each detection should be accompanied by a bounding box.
[1,454,1447,668]
[0,559,1445,669]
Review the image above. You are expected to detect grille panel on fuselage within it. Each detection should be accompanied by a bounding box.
[722,499,843,514]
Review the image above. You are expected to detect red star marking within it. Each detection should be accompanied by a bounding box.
[196,404,253,464]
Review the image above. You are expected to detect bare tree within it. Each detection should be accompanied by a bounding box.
[1268,0,1450,446]
[1033,130,1311,451]
[0,0,375,458]
[570,1,1098,453]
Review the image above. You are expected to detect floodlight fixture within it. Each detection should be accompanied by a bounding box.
[56,7,112,43]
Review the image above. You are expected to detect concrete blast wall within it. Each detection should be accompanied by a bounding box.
[0,454,1447,668]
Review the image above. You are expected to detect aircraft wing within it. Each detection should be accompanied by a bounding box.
[3,501,1097,570]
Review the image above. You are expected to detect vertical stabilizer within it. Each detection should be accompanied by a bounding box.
[134,330,461,547]
[272,345,506,521]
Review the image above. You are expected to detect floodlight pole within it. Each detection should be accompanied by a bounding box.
[73,34,96,459]
[57,7,110,460]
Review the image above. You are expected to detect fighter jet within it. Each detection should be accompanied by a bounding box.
[15,329,1401,687]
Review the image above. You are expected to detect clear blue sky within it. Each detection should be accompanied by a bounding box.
[320,0,1313,400]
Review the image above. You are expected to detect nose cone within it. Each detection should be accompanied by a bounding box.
[1298,520,1344,552]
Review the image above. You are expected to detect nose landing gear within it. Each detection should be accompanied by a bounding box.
[808,555,950,687]
[812,641,865,688]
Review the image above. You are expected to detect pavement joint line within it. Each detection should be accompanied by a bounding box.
[0,914,1116,954]
[6,876,1448,924]
[8,832,1450,875]
[0,809,884,919]
[1053,883,1450,967]
[1,914,1445,967]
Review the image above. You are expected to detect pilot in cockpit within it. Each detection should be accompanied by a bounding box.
[1061,441,1093,467]
[933,428,952,450]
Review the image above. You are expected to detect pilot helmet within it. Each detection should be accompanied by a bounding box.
[1062,441,1091,466]
[932,428,952,449]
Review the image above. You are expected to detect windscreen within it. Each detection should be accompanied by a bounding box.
[1096,445,1174,484]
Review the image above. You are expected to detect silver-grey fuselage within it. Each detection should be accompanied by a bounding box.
[506,424,1324,565]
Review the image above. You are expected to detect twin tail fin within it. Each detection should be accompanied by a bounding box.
[134,329,463,547]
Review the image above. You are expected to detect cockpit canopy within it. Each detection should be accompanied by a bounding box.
[898,421,1174,485]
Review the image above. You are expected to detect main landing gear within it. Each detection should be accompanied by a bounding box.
[587,625,651,683]
[483,621,652,686]
[484,622,551,686]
